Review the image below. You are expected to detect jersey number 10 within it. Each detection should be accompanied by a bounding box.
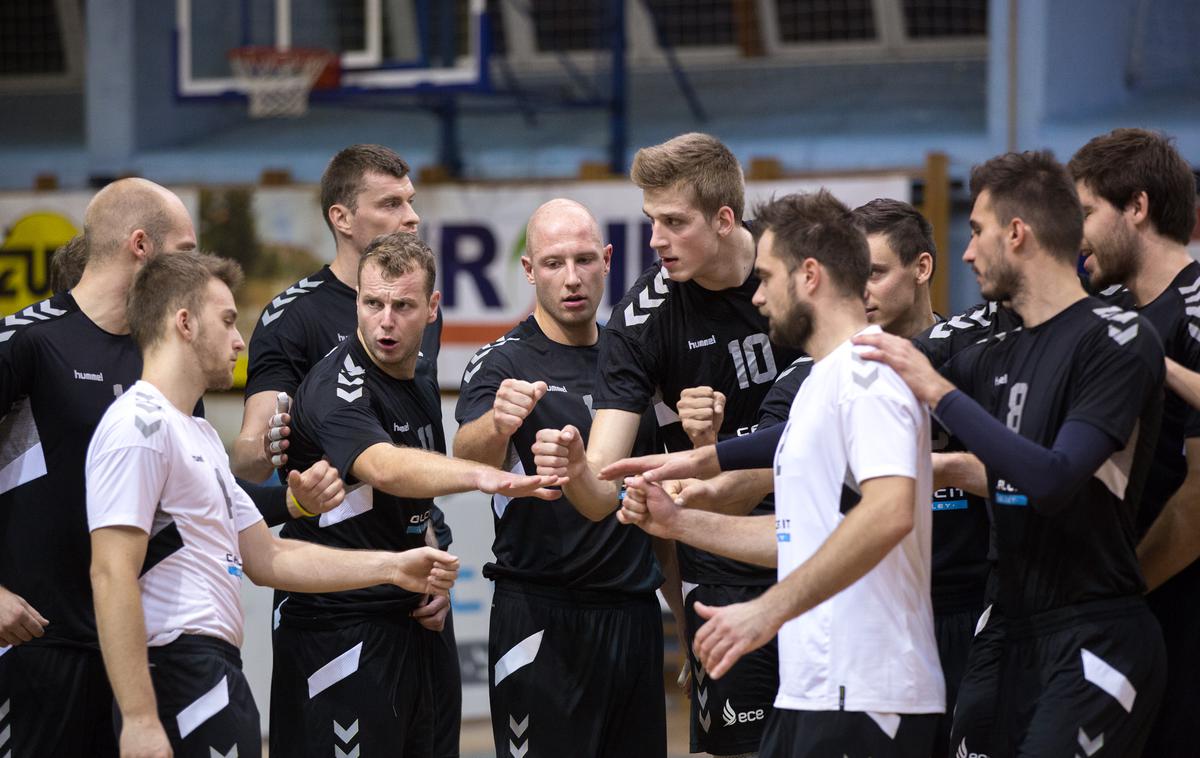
[727,334,778,390]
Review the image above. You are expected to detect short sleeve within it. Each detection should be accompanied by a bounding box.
[312,400,394,484]
[1173,322,1200,439]
[843,379,921,485]
[245,314,310,398]
[229,478,265,532]
[455,345,509,425]
[86,445,168,533]
[0,326,36,414]
[592,326,659,414]
[1065,323,1163,446]
[757,357,812,429]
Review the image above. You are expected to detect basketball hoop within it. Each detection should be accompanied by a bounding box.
[228,46,336,118]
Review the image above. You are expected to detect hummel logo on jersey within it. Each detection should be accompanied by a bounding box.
[192,455,204,462]
[337,356,366,402]
[721,699,764,727]
[623,268,669,326]
[547,385,567,393]
[74,370,103,382]
[394,421,410,433]
[1092,306,1139,345]
[337,333,349,342]
[688,335,716,350]
[259,277,323,326]
[0,300,68,342]
[994,374,1008,386]
[956,738,989,758]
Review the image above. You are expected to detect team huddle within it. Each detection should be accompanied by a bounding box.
[0,128,1196,758]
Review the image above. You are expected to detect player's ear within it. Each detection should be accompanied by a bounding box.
[914,251,934,286]
[129,229,152,263]
[1126,190,1150,226]
[426,291,441,324]
[601,243,613,275]
[521,255,534,284]
[328,203,353,238]
[174,307,194,342]
[713,206,736,238]
[800,257,820,293]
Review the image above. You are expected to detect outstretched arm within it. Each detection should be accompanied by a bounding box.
[353,442,561,501]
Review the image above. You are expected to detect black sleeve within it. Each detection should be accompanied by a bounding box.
[311,395,394,485]
[236,478,290,527]
[454,344,510,425]
[0,327,34,414]
[757,357,812,429]
[716,423,785,471]
[245,313,310,398]
[934,391,1121,512]
[419,307,444,386]
[1064,323,1163,446]
[1174,321,1200,439]
[592,325,659,414]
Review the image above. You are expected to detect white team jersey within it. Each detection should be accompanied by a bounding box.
[86,380,262,648]
[773,326,944,714]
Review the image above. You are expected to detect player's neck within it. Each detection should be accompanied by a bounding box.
[329,246,361,289]
[72,261,135,335]
[533,307,597,347]
[1125,237,1193,307]
[692,225,756,291]
[891,293,937,340]
[141,347,205,414]
[1010,260,1088,329]
[807,301,870,362]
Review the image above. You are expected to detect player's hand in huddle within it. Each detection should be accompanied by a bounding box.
[493,379,548,437]
[265,392,291,468]
[393,547,460,596]
[599,447,720,485]
[677,386,726,448]
[532,425,588,482]
[475,468,563,501]
[852,332,955,407]
[286,461,345,517]
[692,596,785,680]
[411,593,451,632]
[616,475,682,538]
[662,477,718,510]
[0,584,48,646]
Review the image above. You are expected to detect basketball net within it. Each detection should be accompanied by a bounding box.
[228,46,335,118]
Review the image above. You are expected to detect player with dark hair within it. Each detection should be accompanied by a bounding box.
[857,150,1167,756]
[269,232,559,757]
[454,198,668,758]
[87,251,458,758]
[49,234,87,293]
[533,133,803,757]
[603,190,944,757]
[1069,126,1200,755]
[233,143,463,756]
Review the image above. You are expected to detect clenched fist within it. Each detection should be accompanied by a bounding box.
[493,380,548,437]
[677,386,726,447]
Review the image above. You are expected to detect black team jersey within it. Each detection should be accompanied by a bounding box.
[1096,263,1200,534]
[940,298,1163,617]
[246,264,451,546]
[595,264,804,586]
[281,336,445,623]
[912,305,1017,615]
[454,316,663,593]
[0,293,143,649]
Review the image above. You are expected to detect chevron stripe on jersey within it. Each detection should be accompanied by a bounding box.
[1177,269,1200,346]
[462,336,521,384]
[0,299,69,343]
[336,355,366,402]
[927,302,996,340]
[259,277,323,326]
[622,267,670,326]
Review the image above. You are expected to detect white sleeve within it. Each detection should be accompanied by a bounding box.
[843,381,920,485]
[86,445,168,533]
[230,475,265,532]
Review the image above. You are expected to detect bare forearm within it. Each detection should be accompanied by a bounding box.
[933,452,988,496]
[356,445,489,499]
[653,538,686,622]
[245,538,399,593]
[563,463,622,520]
[452,413,510,469]
[1138,473,1200,591]
[231,434,274,481]
[92,569,158,720]
[669,511,777,567]
[766,492,911,622]
[693,469,773,515]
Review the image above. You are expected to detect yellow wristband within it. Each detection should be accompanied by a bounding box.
[289,490,317,518]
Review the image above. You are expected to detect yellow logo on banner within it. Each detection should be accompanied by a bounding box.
[0,212,78,316]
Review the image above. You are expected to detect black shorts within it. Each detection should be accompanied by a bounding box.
[489,581,665,758]
[429,606,462,758]
[1143,560,1200,756]
[0,642,118,757]
[951,597,1165,758]
[758,708,938,758]
[683,583,778,756]
[130,635,260,758]
[270,615,437,758]
[932,605,983,758]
